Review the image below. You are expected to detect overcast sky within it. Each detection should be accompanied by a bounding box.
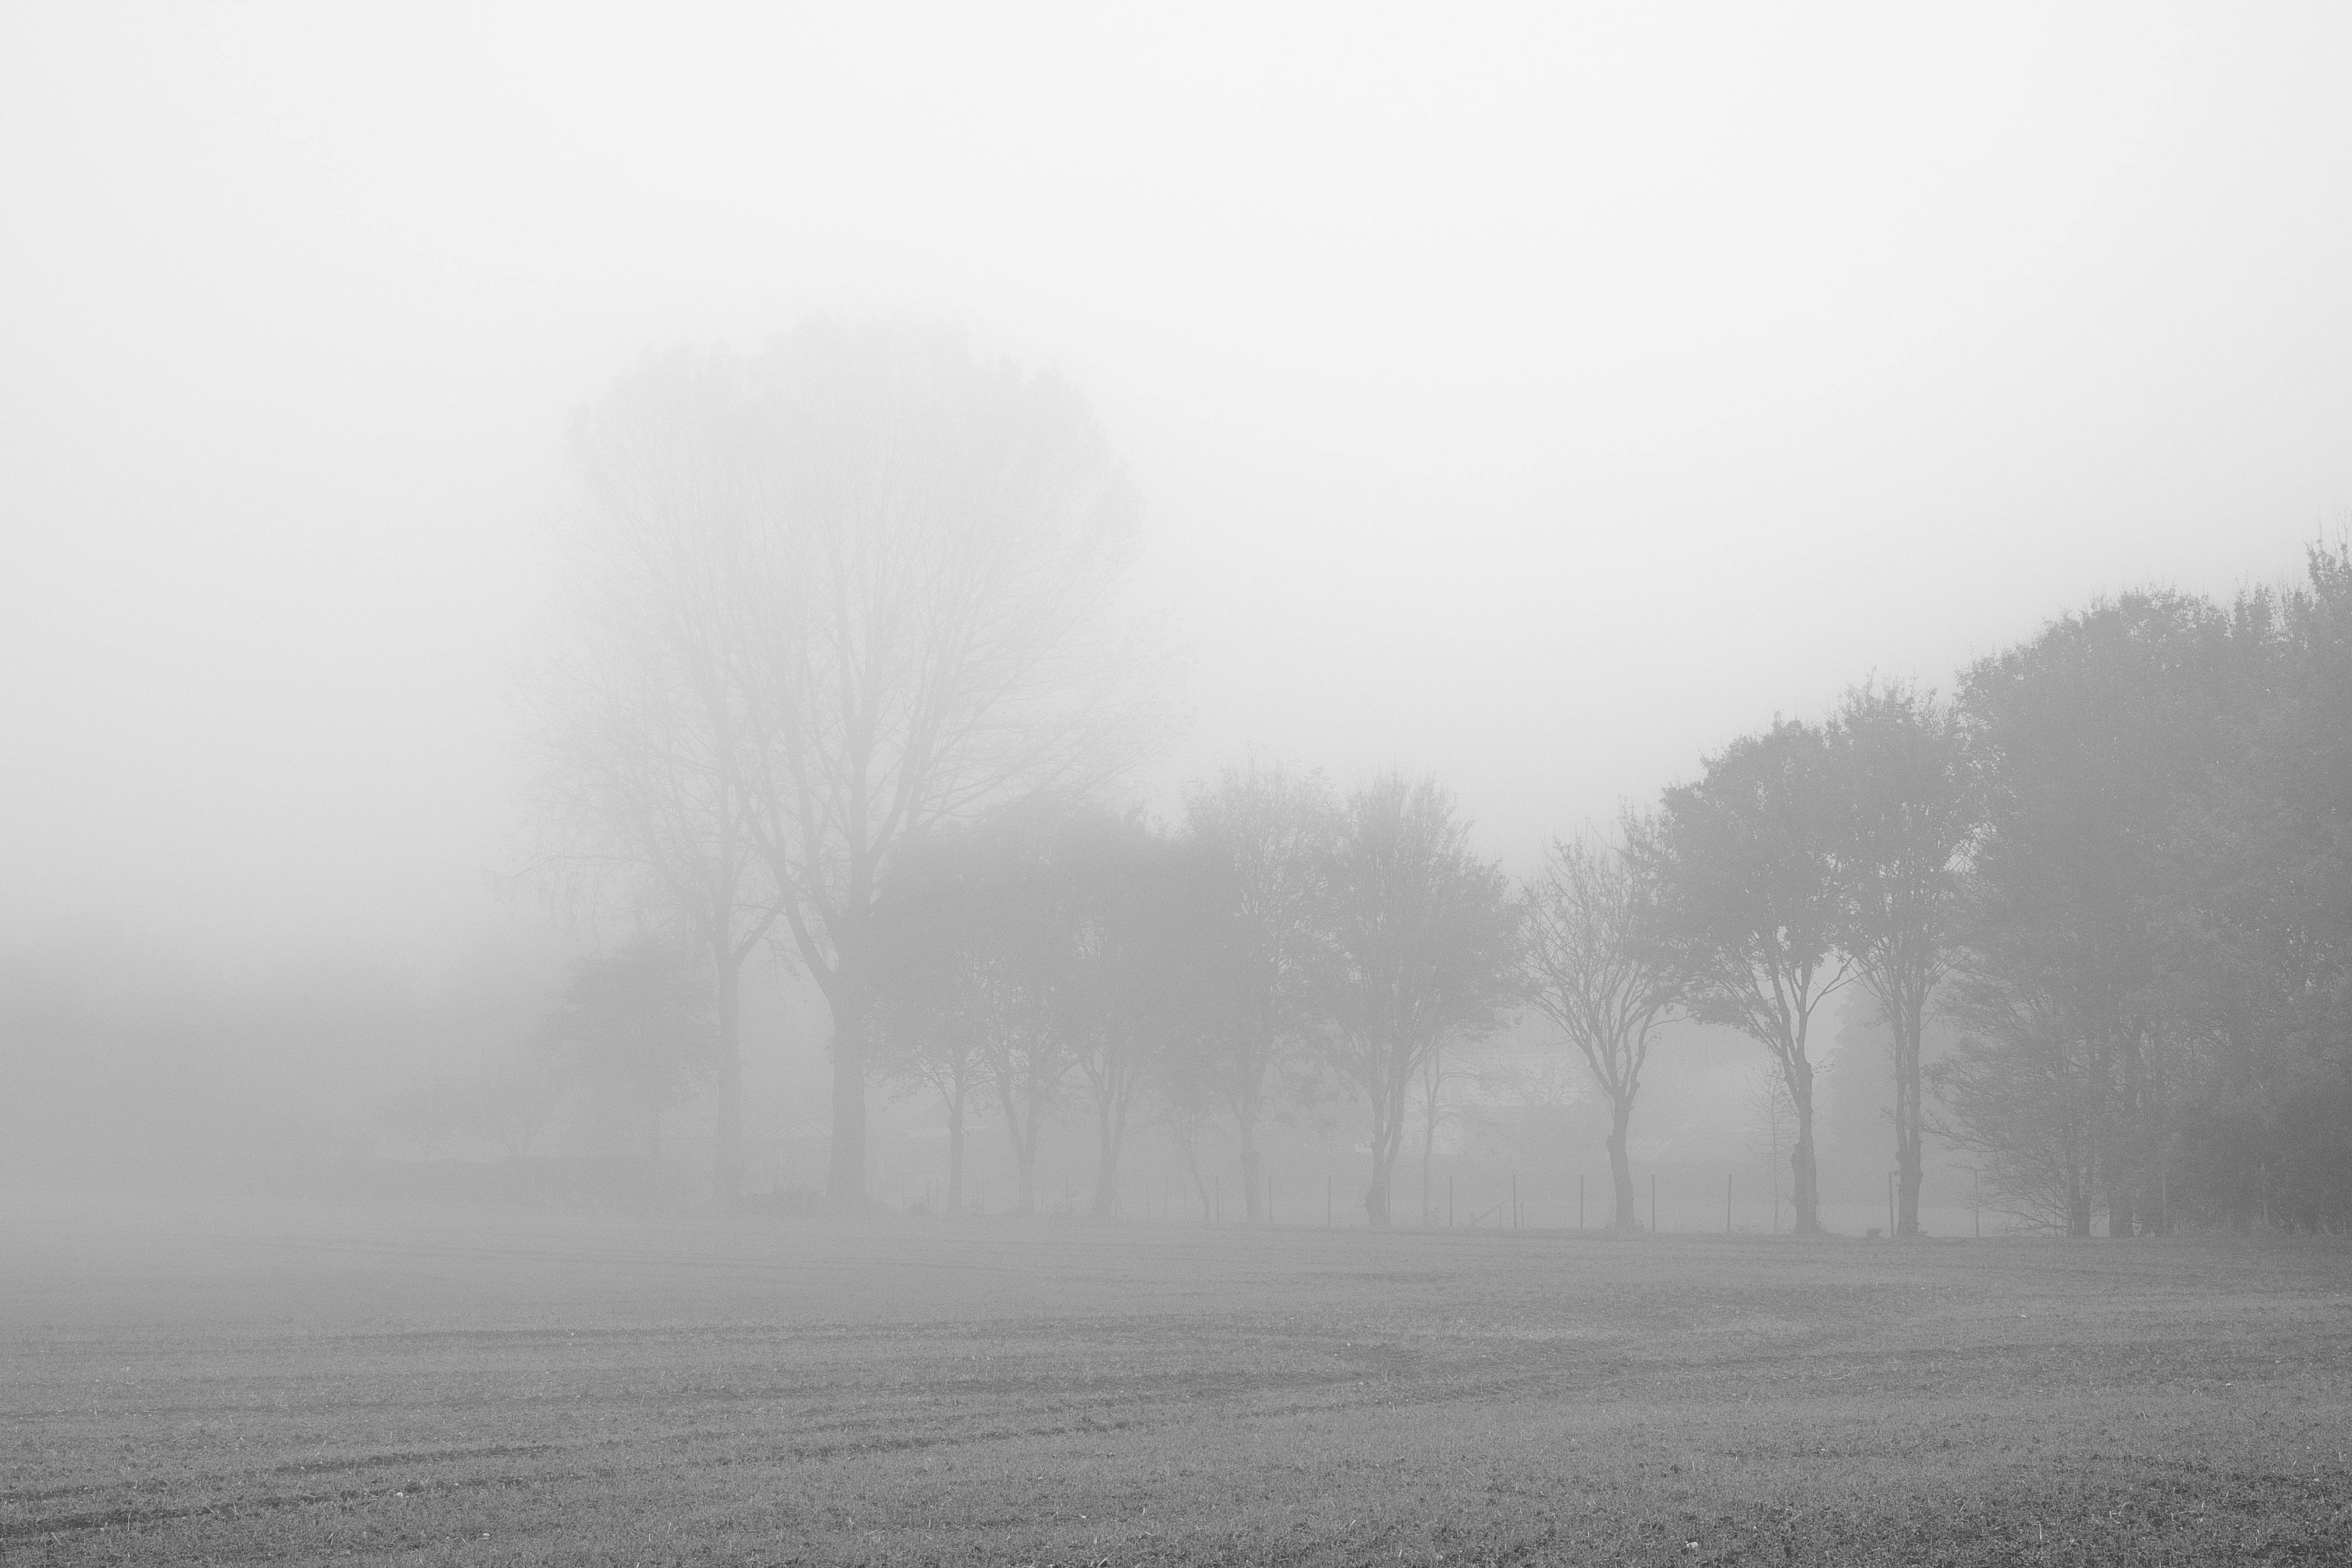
[5,4,2349,972]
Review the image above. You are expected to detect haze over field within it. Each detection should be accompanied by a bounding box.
[4,7,2351,1220]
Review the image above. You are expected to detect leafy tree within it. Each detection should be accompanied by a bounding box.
[1524,819,1685,1230]
[1645,720,1851,1233]
[1310,774,1523,1228]
[535,936,716,1160]
[1953,591,2246,1234]
[1172,762,1339,1221]
[1828,682,1974,1236]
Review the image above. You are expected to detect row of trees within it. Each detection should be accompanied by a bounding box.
[1583,552,2352,1237]
[540,316,2350,1234]
[866,771,1520,1227]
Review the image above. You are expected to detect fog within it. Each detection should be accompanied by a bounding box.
[5,7,2351,1219]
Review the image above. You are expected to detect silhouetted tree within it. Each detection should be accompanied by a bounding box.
[1524,819,1685,1230]
[1310,774,1522,1228]
[1645,721,1851,1233]
[1828,682,1974,1235]
[738,323,1156,1211]
[1953,591,2245,1234]
[1174,762,1339,1221]
[536,936,715,1161]
[542,348,778,1203]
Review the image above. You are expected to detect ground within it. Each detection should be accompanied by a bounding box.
[2,1197,2347,1565]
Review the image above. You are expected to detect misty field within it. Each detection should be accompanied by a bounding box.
[3,1200,2347,1566]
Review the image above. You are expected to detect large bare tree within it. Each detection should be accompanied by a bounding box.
[549,324,1150,1211]
[1310,774,1523,1228]
[741,323,1151,1209]
[540,348,779,1203]
[1524,819,1685,1230]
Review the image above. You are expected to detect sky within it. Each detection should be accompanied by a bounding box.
[5,3,2350,975]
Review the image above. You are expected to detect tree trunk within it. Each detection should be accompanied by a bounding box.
[713,956,743,1207]
[1365,1092,1399,1229]
[825,966,869,1212]
[1790,1056,1821,1234]
[1895,997,1922,1237]
[1236,1113,1264,1225]
[1090,1087,1125,1221]
[1607,1094,1639,1230]
[1013,1113,1039,1216]
[945,1082,965,1214]
[1420,1110,1437,1226]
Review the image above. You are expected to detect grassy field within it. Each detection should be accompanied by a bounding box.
[2,1197,2347,1565]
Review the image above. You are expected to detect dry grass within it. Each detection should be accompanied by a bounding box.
[3,1195,2347,1564]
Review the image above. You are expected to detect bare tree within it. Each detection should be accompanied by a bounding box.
[1176,762,1339,1221]
[739,322,1154,1209]
[541,348,779,1203]
[1830,681,1974,1236]
[1311,774,1523,1229]
[1523,821,1685,1230]
[1643,721,1853,1233]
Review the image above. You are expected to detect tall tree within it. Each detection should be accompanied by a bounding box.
[1310,774,1523,1228]
[1524,819,1685,1230]
[542,348,778,1203]
[1955,592,2244,1235]
[1645,721,1852,1233]
[1175,763,1339,1221]
[740,322,1153,1210]
[1828,682,1974,1237]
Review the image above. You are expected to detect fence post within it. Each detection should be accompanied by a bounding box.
[1726,1172,1732,1234]
[1512,1172,1520,1231]
[1650,1173,1657,1235]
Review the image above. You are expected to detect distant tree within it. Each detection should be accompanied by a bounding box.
[867,833,993,1211]
[1644,721,1852,1234]
[389,1046,564,1161]
[1828,682,1976,1236]
[1174,763,1340,1221]
[1524,819,1686,1230]
[1054,808,1230,1219]
[738,323,1157,1211]
[1310,774,1523,1228]
[536,936,716,1159]
[541,348,779,1204]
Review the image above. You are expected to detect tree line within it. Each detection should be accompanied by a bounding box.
[540,317,2352,1235]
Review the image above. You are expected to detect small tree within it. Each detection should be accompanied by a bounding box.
[1645,721,1853,1233]
[1175,763,1340,1221]
[1310,774,1523,1228]
[1524,819,1686,1230]
[536,936,716,1161]
[867,833,993,1211]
